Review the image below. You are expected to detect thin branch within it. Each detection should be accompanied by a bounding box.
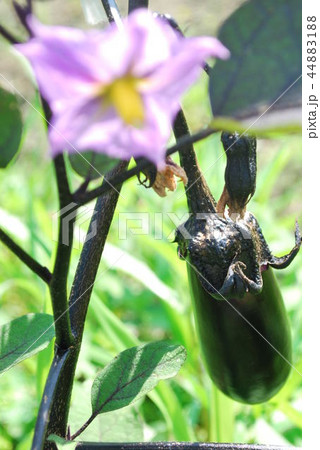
[128,0,149,12]
[12,1,32,36]
[70,412,95,441]
[0,227,52,283]
[75,125,217,206]
[173,110,216,213]
[0,24,20,44]
[101,0,116,22]
[100,0,122,27]
[69,160,129,338]
[49,154,75,349]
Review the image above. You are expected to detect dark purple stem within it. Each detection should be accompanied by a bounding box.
[128,0,149,12]
[0,24,20,44]
[101,0,116,22]
[0,227,52,283]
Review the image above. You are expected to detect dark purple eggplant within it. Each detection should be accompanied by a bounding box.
[187,265,292,403]
[173,112,301,403]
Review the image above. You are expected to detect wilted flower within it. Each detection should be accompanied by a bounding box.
[16,9,229,165]
[152,156,188,197]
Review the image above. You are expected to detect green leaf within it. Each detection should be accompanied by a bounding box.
[69,381,143,442]
[88,294,195,440]
[209,117,301,137]
[68,151,119,180]
[0,87,23,168]
[209,0,301,131]
[0,313,55,374]
[91,341,186,415]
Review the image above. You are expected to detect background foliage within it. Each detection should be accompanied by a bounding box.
[0,0,301,448]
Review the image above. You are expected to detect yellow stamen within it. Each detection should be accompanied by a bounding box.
[99,76,144,126]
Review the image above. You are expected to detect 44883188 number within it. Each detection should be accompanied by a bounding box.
[307,16,317,79]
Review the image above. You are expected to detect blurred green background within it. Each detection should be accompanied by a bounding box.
[0,0,301,448]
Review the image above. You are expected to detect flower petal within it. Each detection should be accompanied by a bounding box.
[15,17,103,108]
[48,88,171,164]
[16,13,229,166]
[49,97,122,156]
[124,9,180,78]
[142,36,230,99]
[112,96,173,165]
[15,16,144,110]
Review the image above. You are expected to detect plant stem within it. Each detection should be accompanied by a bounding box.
[0,227,52,283]
[69,160,128,338]
[75,125,216,206]
[41,161,128,447]
[173,110,216,214]
[50,154,75,350]
[128,0,149,13]
[101,0,122,26]
[31,346,71,450]
[12,1,32,35]
[101,0,116,22]
[0,24,20,44]
[70,413,95,441]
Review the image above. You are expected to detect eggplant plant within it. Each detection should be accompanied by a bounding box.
[0,0,302,447]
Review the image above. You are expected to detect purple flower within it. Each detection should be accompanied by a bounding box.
[16,9,229,165]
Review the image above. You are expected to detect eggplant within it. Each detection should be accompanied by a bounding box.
[187,265,292,403]
[173,112,301,404]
